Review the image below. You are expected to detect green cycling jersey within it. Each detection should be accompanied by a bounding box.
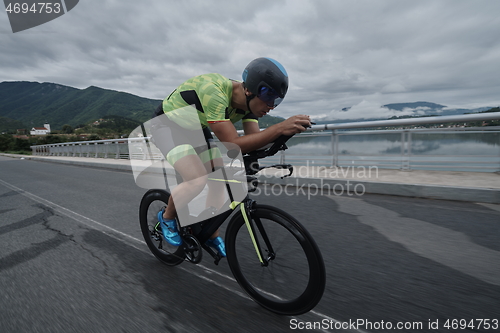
[161,73,258,130]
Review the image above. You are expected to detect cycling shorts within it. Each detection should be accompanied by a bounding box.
[151,106,222,167]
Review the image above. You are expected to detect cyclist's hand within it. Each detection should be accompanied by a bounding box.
[280,115,312,136]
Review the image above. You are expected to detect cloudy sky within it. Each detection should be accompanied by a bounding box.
[1,0,499,120]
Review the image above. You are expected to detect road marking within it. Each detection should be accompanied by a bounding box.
[0,178,360,331]
[0,178,143,246]
[477,202,500,213]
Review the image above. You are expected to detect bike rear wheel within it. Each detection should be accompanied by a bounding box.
[139,189,185,266]
[225,204,326,315]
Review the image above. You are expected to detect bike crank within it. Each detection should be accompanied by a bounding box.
[182,234,203,264]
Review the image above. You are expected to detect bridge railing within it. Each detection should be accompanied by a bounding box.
[30,112,500,172]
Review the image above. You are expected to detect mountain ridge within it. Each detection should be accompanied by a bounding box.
[382,101,447,111]
[0,81,286,132]
[0,81,495,131]
[313,101,493,124]
[0,81,162,130]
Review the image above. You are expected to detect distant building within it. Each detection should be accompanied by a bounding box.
[30,123,51,135]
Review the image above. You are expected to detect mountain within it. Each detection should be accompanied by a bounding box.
[0,81,286,133]
[313,101,494,124]
[0,116,27,132]
[1,81,494,133]
[0,81,162,130]
[383,101,446,111]
[382,101,491,117]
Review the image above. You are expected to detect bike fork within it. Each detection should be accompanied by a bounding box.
[240,201,275,266]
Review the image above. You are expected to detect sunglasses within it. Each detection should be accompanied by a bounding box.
[257,86,283,108]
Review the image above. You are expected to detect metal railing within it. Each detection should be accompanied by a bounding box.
[31,112,500,172]
[267,126,500,172]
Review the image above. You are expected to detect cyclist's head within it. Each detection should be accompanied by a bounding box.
[242,57,288,109]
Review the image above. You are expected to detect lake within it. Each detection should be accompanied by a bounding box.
[262,130,500,172]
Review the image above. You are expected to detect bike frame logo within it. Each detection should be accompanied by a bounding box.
[4,0,79,33]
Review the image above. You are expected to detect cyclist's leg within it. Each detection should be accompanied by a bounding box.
[196,136,227,256]
[164,143,227,256]
[162,128,218,221]
[170,150,226,257]
[200,143,226,213]
[158,147,208,246]
[198,129,228,215]
[150,115,209,241]
[203,152,225,240]
[163,152,208,221]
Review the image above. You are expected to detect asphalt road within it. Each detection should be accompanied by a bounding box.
[1,156,499,333]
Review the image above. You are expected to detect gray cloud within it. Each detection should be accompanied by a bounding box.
[1,0,499,120]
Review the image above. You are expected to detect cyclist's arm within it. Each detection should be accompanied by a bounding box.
[243,121,260,135]
[209,115,310,153]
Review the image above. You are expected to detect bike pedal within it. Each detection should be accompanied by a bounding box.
[201,243,224,265]
[213,253,223,265]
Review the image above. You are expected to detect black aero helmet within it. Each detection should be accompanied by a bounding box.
[242,57,288,108]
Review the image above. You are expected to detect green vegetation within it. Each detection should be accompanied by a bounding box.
[0,114,142,153]
[0,116,26,134]
[0,81,289,153]
[0,113,287,153]
[0,81,160,131]
[0,132,94,153]
[472,108,500,126]
[0,81,286,134]
[73,115,142,138]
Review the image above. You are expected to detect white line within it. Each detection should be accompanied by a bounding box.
[0,178,142,245]
[196,274,250,300]
[477,202,500,213]
[308,311,369,333]
[0,178,361,332]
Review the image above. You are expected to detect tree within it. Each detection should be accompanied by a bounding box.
[12,138,30,151]
[0,134,14,151]
[87,134,101,141]
[61,124,74,134]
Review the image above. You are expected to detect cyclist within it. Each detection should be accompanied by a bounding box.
[152,57,312,256]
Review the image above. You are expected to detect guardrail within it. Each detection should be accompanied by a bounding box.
[271,126,500,172]
[31,112,500,172]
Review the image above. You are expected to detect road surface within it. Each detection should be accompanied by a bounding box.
[1,156,499,332]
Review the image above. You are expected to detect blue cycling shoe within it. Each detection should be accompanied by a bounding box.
[206,236,226,257]
[157,210,182,246]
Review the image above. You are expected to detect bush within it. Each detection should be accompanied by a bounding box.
[0,134,14,151]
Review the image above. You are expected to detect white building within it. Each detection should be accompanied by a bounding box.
[30,123,51,135]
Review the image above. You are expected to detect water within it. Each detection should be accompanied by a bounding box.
[263,131,500,172]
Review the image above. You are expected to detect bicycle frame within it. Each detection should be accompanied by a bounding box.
[185,194,256,265]
[178,132,298,265]
[187,175,283,266]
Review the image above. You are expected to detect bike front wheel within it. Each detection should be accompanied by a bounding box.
[139,189,185,266]
[225,204,326,315]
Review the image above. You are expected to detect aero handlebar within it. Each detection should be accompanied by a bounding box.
[242,123,314,176]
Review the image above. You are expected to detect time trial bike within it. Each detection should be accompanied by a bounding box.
[138,133,326,316]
